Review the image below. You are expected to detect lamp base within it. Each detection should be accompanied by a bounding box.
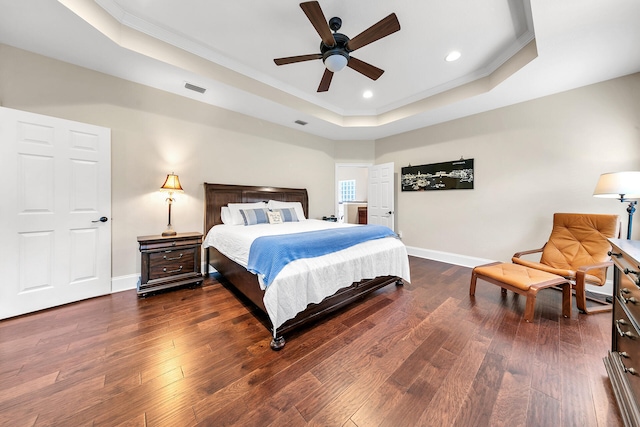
[162,226,177,237]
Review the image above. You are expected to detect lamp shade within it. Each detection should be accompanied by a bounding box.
[160,173,184,192]
[593,171,640,199]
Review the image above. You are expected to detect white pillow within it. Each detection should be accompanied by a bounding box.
[220,206,231,224]
[227,202,267,225]
[267,200,306,220]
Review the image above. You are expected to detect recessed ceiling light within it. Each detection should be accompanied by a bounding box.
[445,51,461,62]
[363,90,373,99]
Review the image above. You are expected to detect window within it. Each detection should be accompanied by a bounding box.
[339,179,356,202]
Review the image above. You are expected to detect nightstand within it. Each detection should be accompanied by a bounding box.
[137,232,203,297]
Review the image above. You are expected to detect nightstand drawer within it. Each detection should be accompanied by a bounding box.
[140,237,202,251]
[148,248,196,280]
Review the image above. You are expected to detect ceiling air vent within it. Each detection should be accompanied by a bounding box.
[294,120,308,126]
[184,82,206,94]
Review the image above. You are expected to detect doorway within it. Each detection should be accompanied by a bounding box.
[335,163,371,223]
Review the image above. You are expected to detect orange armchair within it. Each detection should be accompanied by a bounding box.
[512,213,620,314]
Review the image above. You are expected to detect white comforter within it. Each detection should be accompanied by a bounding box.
[203,219,411,334]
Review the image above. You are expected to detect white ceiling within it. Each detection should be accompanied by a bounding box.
[1,0,639,140]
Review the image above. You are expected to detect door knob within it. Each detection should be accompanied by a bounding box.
[92,216,108,223]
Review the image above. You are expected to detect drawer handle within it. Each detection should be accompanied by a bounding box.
[163,253,183,261]
[619,290,639,305]
[621,357,639,375]
[624,268,640,287]
[609,251,622,258]
[163,266,183,274]
[616,319,636,339]
[625,268,640,276]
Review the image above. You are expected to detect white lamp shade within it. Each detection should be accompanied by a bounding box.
[593,171,640,199]
[324,54,348,72]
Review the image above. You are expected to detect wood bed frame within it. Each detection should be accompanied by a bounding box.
[203,183,403,350]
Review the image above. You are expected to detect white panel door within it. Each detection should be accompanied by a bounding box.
[368,162,395,230]
[0,107,111,319]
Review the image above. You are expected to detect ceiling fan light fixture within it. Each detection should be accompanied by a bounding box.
[323,51,349,72]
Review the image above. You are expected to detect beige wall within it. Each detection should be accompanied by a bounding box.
[334,140,375,163]
[0,44,338,278]
[3,42,640,283]
[377,73,640,264]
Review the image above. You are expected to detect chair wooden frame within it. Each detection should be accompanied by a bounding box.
[513,247,613,314]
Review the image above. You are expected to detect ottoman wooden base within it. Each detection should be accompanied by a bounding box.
[470,262,571,322]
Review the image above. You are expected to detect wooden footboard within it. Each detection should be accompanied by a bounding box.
[274,274,402,340]
[207,246,402,350]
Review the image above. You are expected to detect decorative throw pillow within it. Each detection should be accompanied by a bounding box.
[273,208,299,222]
[267,210,283,224]
[267,200,306,220]
[239,208,270,226]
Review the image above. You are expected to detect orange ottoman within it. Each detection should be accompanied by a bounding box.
[470,262,571,322]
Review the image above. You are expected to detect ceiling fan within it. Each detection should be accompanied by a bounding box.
[274,1,401,92]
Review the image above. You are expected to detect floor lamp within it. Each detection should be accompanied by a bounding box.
[593,171,640,240]
[160,172,184,236]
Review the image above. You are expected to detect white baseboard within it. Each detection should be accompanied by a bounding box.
[405,246,495,268]
[405,245,613,297]
[588,281,613,297]
[111,273,139,293]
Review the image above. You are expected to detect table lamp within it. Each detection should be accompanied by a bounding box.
[160,172,184,236]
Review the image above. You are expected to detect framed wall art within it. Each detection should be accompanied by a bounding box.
[401,158,474,191]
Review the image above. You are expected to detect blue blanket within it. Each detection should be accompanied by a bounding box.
[247,225,397,287]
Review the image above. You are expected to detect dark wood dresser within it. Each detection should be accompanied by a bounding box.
[358,206,367,224]
[137,232,203,297]
[605,239,640,426]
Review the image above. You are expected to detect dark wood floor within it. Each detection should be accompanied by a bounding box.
[0,257,623,426]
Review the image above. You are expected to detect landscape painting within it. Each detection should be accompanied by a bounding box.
[401,159,474,191]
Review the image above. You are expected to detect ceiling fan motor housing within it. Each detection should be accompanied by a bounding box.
[321,32,351,64]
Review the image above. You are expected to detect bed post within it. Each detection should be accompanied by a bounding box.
[270,336,285,351]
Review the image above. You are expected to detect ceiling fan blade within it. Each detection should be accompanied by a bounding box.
[317,68,333,92]
[347,57,384,80]
[346,13,400,52]
[300,1,336,48]
[274,53,322,66]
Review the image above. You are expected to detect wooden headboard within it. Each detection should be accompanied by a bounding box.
[203,183,309,234]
